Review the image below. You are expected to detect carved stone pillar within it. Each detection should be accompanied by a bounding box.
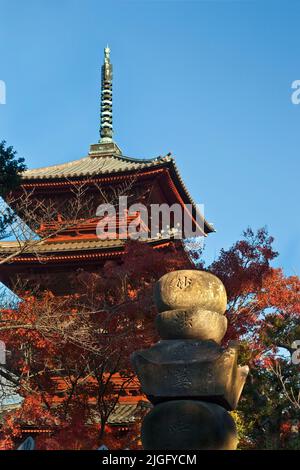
[131,270,249,450]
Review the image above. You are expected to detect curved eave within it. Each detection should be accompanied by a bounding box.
[166,159,215,235]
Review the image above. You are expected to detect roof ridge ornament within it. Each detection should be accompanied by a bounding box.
[89,46,122,157]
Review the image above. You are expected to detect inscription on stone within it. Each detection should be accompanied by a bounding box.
[172,366,192,389]
[177,311,193,330]
[176,276,192,290]
[168,421,190,435]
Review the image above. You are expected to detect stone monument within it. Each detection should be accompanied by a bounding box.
[131,270,249,450]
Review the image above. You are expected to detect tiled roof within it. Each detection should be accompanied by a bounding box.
[0,238,174,265]
[0,239,124,254]
[20,152,215,234]
[0,402,151,427]
[22,154,172,180]
[107,402,151,425]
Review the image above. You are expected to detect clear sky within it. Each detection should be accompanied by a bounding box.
[0,0,299,275]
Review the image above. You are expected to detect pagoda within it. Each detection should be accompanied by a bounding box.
[0,47,214,440]
[0,46,213,295]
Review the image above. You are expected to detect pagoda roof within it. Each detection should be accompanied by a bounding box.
[0,238,176,293]
[107,402,151,426]
[0,237,174,263]
[22,153,172,180]
[0,238,126,254]
[20,152,215,235]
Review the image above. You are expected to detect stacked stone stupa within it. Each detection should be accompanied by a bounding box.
[131,270,249,450]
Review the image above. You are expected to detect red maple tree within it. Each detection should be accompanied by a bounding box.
[0,229,299,449]
[0,241,191,449]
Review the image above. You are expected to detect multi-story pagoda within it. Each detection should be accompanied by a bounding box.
[0,46,213,295]
[0,47,214,441]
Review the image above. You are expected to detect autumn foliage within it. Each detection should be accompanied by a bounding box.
[0,241,191,449]
[0,229,300,449]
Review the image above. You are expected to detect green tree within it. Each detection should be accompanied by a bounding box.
[0,141,26,238]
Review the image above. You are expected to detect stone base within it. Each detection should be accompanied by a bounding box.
[142,400,238,450]
[131,339,249,410]
[89,141,122,157]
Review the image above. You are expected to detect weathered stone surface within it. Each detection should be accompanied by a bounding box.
[155,308,228,343]
[132,269,248,450]
[142,400,238,450]
[154,270,227,314]
[131,340,249,410]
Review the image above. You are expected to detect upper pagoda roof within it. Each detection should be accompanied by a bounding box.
[22,153,172,180]
[19,151,215,236]
[15,45,215,235]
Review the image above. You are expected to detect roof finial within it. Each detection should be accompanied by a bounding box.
[100,45,113,143]
[89,47,122,156]
[104,45,110,63]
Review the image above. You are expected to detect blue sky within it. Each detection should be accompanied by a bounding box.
[0,0,299,275]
